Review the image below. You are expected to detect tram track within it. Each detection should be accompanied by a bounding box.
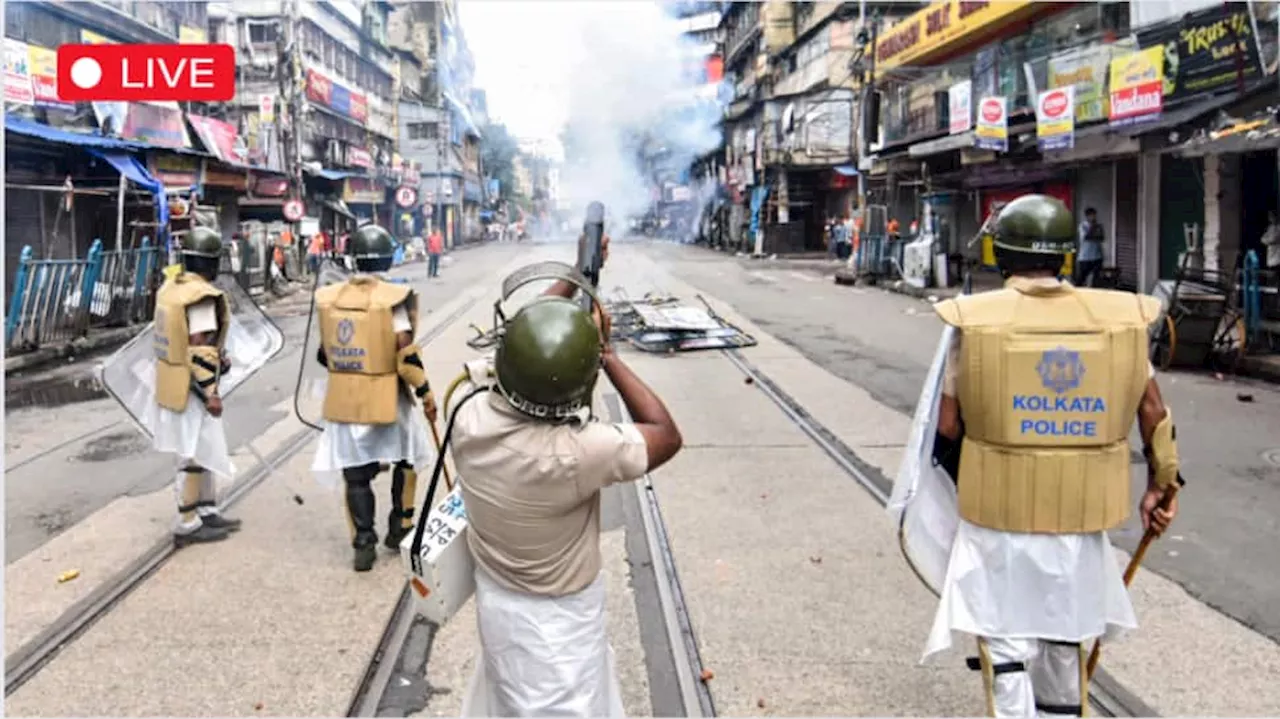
[719,347,1159,718]
[3,290,486,701]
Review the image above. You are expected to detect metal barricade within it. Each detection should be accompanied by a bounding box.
[5,239,163,353]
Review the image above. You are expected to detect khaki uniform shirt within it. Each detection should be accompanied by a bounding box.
[941,277,1154,397]
[450,390,649,597]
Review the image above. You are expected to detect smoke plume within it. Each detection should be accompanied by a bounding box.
[559,2,724,227]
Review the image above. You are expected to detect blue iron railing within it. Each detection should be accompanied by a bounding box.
[5,239,162,353]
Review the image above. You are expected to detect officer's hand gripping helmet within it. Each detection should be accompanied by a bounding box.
[473,261,605,422]
[350,223,397,273]
[181,226,224,281]
[990,193,1075,278]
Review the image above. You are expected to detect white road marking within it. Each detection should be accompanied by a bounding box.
[788,271,817,283]
[747,271,777,283]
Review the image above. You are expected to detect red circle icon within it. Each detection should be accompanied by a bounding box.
[283,198,305,222]
[395,186,418,209]
[1041,90,1069,118]
[980,99,1003,123]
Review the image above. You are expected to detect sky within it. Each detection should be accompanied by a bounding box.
[459,1,585,161]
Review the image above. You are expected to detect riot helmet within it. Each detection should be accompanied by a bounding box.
[181,226,223,281]
[991,194,1074,278]
[350,223,397,273]
[494,297,601,421]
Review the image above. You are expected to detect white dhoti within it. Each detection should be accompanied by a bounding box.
[143,400,235,533]
[462,568,624,718]
[310,394,435,486]
[924,521,1138,717]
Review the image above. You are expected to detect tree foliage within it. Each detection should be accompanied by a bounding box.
[480,121,520,202]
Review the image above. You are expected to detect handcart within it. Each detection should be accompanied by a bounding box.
[1148,254,1246,372]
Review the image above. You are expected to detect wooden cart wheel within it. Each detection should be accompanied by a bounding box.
[1213,315,1247,374]
[1150,315,1177,371]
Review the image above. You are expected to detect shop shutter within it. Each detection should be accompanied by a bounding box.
[1113,158,1139,290]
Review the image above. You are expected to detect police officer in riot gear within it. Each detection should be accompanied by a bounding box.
[926,194,1181,717]
[446,247,683,716]
[312,224,437,572]
[152,226,242,546]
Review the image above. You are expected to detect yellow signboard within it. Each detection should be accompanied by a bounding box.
[874,0,1037,72]
[80,29,116,45]
[179,26,208,44]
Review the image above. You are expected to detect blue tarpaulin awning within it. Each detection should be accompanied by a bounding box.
[5,114,207,156]
[92,150,172,249]
[834,165,859,177]
[305,167,368,181]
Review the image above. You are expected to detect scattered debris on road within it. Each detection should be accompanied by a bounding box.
[604,292,757,353]
[57,569,80,583]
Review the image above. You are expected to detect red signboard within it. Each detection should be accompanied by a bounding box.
[187,113,246,164]
[982,182,1072,227]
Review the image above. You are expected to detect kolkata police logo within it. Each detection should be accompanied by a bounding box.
[1037,346,1084,394]
[336,318,355,345]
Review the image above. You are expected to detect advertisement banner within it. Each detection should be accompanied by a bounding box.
[1136,4,1263,103]
[1047,43,1123,124]
[308,68,368,125]
[188,113,247,165]
[345,146,373,169]
[973,96,1008,152]
[342,178,383,204]
[1036,86,1075,151]
[123,102,191,148]
[259,94,275,124]
[948,79,972,135]
[149,155,200,190]
[1108,46,1164,127]
[26,45,72,109]
[5,38,34,105]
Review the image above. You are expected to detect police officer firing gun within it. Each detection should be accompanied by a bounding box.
[310,224,439,572]
[577,201,607,313]
[924,195,1182,718]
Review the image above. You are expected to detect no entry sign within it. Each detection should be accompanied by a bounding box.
[395,185,418,209]
[283,198,305,221]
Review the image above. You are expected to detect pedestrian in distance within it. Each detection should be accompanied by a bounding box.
[926,194,1181,717]
[427,226,444,278]
[448,236,683,717]
[1074,206,1105,287]
[310,224,439,572]
[147,227,243,546]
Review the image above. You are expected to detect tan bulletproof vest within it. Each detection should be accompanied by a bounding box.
[153,273,229,412]
[934,277,1162,534]
[315,275,418,425]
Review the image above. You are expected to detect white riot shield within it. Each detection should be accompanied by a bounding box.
[887,326,960,596]
[97,273,286,439]
[293,259,352,431]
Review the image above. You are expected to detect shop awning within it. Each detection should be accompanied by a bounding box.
[5,114,207,156]
[324,199,356,219]
[833,165,859,177]
[306,167,368,181]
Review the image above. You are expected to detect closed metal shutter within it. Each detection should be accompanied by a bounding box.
[1113,158,1139,291]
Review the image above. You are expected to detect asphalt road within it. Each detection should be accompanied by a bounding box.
[3,245,528,564]
[643,239,1280,645]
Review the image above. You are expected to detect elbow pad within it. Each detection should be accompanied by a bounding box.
[188,345,222,402]
[1144,410,1180,490]
[396,344,432,398]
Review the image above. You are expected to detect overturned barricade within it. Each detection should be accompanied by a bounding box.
[604,292,757,353]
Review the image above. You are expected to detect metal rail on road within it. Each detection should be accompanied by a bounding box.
[719,348,1160,719]
[4,290,486,701]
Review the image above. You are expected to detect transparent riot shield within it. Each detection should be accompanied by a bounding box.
[97,273,286,439]
[886,326,959,596]
[293,259,352,431]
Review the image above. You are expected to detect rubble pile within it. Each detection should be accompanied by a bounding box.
[604,293,757,353]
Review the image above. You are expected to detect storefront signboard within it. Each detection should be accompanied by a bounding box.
[875,0,1035,72]
[973,96,1008,152]
[306,69,368,125]
[1108,46,1165,127]
[189,113,248,165]
[346,146,374,169]
[149,154,201,190]
[26,45,73,109]
[1046,42,1126,124]
[4,38,34,105]
[1135,4,1263,103]
[948,79,972,135]
[343,177,383,204]
[1036,86,1075,151]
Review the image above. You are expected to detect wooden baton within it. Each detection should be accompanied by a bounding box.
[1085,474,1186,680]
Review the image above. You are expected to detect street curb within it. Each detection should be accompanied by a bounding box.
[1237,356,1280,385]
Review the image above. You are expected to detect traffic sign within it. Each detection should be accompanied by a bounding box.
[395,185,418,209]
[283,198,305,222]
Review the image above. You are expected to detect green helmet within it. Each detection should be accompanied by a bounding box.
[992,194,1075,255]
[351,224,396,272]
[182,226,223,280]
[494,297,601,420]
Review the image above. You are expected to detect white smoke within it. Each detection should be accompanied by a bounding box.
[558,2,724,228]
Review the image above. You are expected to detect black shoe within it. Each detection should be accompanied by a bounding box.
[354,544,377,572]
[200,513,242,532]
[385,521,411,550]
[174,524,230,547]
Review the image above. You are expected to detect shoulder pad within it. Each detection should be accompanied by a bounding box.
[314,282,342,304]
[933,298,962,327]
[370,278,412,307]
[1137,294,1163,326]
